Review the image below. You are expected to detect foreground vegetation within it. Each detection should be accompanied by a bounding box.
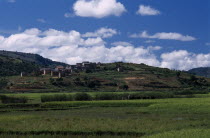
[0,92,210,137]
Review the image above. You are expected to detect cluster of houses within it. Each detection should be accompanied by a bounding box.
[40,61,101,78]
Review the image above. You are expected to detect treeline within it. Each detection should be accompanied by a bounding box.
[41,92,173,103]
[41,90,209,103]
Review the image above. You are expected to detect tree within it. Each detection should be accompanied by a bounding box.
[0,78,8,89]
[176,71,181,78]
[119,84,129,90]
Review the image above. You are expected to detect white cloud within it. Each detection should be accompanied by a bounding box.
[7,0,15,3]
[0,28,209,70]
[137,5,160,16]
[206,43,210,46]
[147,46,161,51]
[82,37,105,46]
[73,0,126,18]
[64,13,75,18]
[0,28,160,67]
[111,41,132,46]
[161,50,210,70]
[130,31,196,41]
[82,27,118,38]
[37,18,46,23]
[144,40,155,43]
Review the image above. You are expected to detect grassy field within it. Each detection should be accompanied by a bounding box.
[0,93,210,137]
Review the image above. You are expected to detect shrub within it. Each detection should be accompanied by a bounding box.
[95,92,174,101]
[95,93,119,100]
[41,94,73,102]
[174,90,208,95]
[104,82,118,86]
[85,69,93,73]
[87,80,101,88]
[73,78,84,86]
[0,95,28,104]
[119,84,129,90]
[128,92,174,100]
[74,93,92,101]
[49,78,70,87]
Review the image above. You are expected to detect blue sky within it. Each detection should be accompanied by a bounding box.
[0,0,209,70]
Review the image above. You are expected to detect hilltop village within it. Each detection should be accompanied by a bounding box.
[40,61,102,78]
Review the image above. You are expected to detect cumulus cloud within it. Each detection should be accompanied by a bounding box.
[0,28,209,70]
[82,27,118,38]
[161,50,210,70]
[137,5,160,16]
[130,31,196,41]
[83,37,105,46]
[73,0,126,18]
[0,28,160,66]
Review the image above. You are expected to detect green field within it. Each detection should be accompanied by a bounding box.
[1,93,210,137]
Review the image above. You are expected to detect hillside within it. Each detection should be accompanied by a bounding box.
[0,51,209,92]
[188,67,210,78]
[0,50,68,76]
[3,62,210,92]
[0,50,68,67]
[0,55,40,76]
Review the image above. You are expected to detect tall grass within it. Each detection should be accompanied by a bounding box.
[40,92,174,103]
[41,94,73,103]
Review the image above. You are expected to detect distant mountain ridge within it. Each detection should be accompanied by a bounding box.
[188,67,210,78]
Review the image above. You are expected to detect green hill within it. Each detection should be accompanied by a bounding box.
[0,51,209,92]
[0,50,68,76]
[0,50,68,67]
[188,67,210,78]
[3,62,210,93]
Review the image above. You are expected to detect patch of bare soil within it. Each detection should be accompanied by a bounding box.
[124,77,145,80]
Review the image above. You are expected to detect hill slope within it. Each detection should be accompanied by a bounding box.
[0,50,68,67]
[5,62,210,92]
[0,50,68,76]
[188,67,210,78]
[0,51,209,92]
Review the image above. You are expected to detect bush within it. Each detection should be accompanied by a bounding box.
[95,92,174,100]
[0,95,28,104]
[174,90,208,95]
[104,82,118,86]
[87,80,101,88]
[95,93,119,100]
[128,92,174,99]
[119,84,129,90]
[41,94,73,102]
[73,78,84,86]
[74,93,92,101]
[49,78,70,87]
